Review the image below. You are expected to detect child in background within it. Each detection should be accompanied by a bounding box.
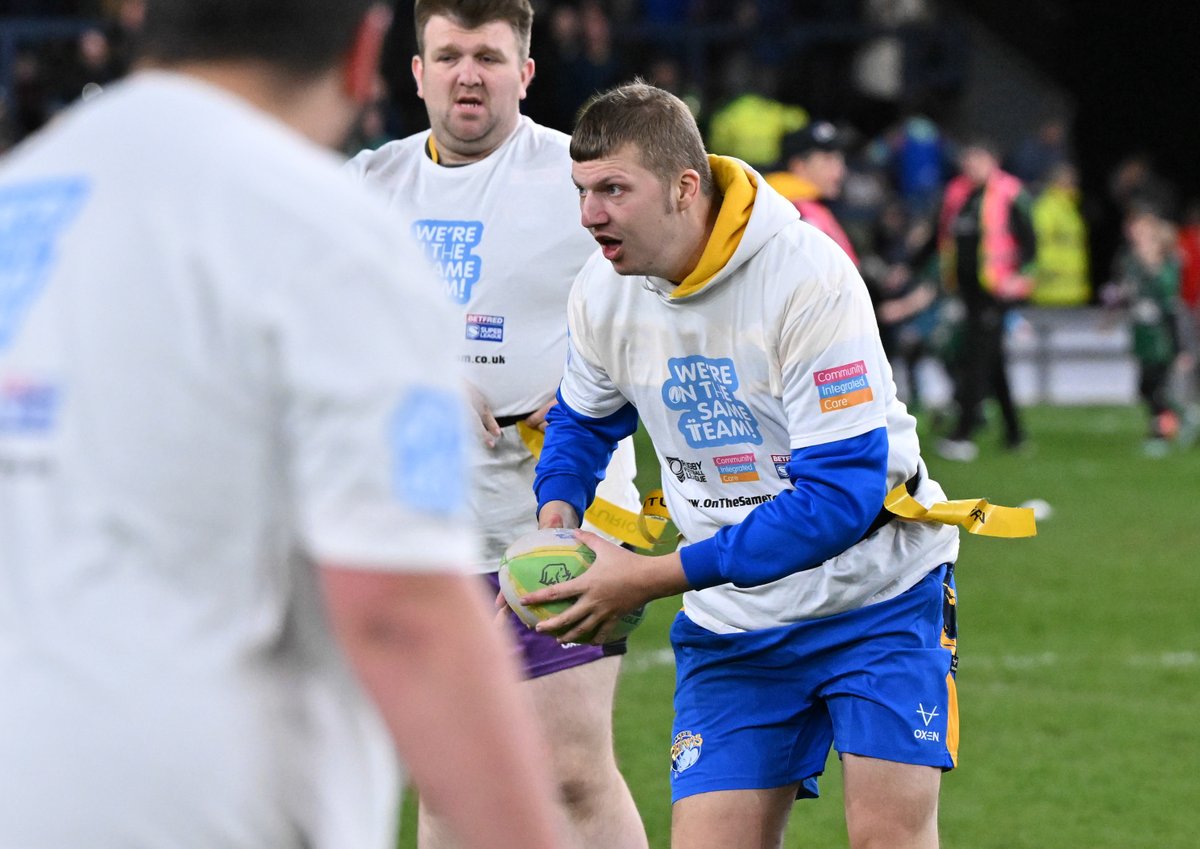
[1104,204,1191,454]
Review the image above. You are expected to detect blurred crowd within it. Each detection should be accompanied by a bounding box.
[3,0,1197,454]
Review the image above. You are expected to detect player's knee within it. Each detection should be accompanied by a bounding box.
[556,760,627,821]
[847,805,938,849]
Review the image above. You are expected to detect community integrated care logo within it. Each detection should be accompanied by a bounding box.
[713,453,759,483]
[813,360,874,413]
[662,355,762,448]
[411,219,483,304]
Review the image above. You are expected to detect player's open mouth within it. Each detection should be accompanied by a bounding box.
[595,235,622,260]
[454,95,484,113]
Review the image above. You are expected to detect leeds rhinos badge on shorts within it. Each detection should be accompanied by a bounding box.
[388,388,467,515]
[670,730,703,776]
[813,360,874,414]
[0,178,90,351]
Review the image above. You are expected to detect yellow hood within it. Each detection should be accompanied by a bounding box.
[673,155,757,298]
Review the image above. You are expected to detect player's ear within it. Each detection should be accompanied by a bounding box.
[676,169,702,212]
[517,57,535,101]
[412,53,425,99]
[344,3,393,104]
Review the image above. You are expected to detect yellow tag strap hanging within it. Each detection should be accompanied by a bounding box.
[883,483,1037,538]
[517,423,670,549]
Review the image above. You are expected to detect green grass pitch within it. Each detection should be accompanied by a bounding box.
[398,404,1200,848]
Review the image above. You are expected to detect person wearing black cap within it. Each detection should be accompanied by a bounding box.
[765,120,859,265]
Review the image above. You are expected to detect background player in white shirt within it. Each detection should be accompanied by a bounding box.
[346,3,646,848]
[524,82,962,849]
[0,2,563,848]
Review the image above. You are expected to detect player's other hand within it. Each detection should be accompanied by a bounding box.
[493,588,516,628]
[522,399,556,433]
[537,500,579,530]
[466,382,502,448]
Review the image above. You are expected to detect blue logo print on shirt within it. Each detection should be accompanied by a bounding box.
[389,388,467,515]
[0,178,90,351]
[662,356,762,448]
[411,219,483,304]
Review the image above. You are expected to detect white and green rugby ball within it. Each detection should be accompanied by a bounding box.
[498,527,644,643]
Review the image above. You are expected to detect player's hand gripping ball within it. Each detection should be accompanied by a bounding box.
[498,527,645,643]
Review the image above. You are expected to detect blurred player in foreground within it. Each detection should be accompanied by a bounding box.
[526,82,962,849]
[0,2,563,848]
[345,2,646,847]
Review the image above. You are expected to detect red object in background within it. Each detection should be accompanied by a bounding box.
[1179,223,1200,309]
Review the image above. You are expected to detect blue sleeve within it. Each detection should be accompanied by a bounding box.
[678,427,889,589]
[533,389,640,520]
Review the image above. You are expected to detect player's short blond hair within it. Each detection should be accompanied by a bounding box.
[570,81,714,197]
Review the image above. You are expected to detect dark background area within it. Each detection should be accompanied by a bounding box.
[957,0,1199,200]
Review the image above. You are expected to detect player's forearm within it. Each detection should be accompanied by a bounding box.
[533,392,638,518]
[320,568,564,849]
[679,428,889,589]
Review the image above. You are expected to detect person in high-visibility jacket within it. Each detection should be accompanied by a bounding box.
[935,138,1037,460]
[1031,162,1091,306]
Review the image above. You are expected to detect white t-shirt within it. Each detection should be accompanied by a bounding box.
[561,159,960,632]
[347,118,640,566]
[0,72,475,849]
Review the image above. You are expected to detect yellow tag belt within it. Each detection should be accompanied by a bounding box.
[519,423,1035,549]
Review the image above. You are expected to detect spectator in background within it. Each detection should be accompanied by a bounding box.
[863,197,941,411]
[53,27,121,106]
[104,0,147,77]
[10,49,53,140]
[342,75,402,155]
[765,119,859,264]
[1007,114,1071,194]
[1031,161,1090,306]
[867,113,950,218]
[935,137,1036,461]
[533,1,627,134]
[571,1,627,102]
[1104,204,1190,454]
[706,52,807,170]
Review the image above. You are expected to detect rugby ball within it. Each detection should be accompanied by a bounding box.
[498,527,644,643]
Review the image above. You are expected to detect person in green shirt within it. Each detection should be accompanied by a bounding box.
[1107,204,1188,451]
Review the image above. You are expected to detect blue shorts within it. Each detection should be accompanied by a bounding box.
[483,572,626,679]
[669,563,958,803]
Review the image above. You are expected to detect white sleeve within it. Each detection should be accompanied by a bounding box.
[557,277,629,418]
[779,249,891,449]
[278,241,478,572]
